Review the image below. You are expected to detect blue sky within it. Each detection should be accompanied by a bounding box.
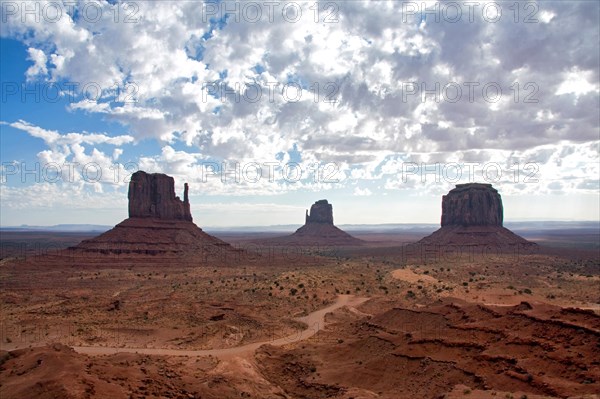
[1,1,599,227]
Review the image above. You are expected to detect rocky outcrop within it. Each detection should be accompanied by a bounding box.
[263,199,363,246]
[128,171,192,222]
[67,170,242,263]
[305,200,334,225]
[417,183,536,248]
[441,183,502,227]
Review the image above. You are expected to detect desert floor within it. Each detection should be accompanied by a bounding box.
[0,230,598,398]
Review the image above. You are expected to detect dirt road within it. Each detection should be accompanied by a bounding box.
[73,295,369,359]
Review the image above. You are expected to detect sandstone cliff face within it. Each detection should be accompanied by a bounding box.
[305,200,334,225]
[441,183,503,227]
[417,183,535,247]
[70,171,245,262]
[128,171,192,221]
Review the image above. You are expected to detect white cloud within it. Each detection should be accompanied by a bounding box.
[25,47,48,79]
[539,10,556,24]
[0,182,126,210]
[556,67,599,97]
[1,1,599,223]
[5,120,134,147]
[1,120,136,190]
[353,187,372,196]
[4,1,597,159]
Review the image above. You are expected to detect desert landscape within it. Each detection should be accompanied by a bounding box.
[0,172,598,399]
[1,2,599,397]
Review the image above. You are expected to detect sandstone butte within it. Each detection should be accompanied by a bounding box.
[264,200,364,246]
[417,183,536,247]
[68,171,239,261]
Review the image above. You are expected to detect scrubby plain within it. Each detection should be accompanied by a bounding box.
[1,229,598,399]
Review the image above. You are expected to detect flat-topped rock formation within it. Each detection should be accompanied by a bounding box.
[305,199,334,224]
[417,183,535,247]
[262,200,364,246]
[68,171,240,262]
[441,183,503,227]
[128,171,192,221]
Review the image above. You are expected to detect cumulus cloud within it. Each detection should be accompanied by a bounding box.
[25,47,48,79]
[1,0,598,222]
[4,2,597,156]
[1,120,136,193]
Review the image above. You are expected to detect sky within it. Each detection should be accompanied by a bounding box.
[0,0,599,227]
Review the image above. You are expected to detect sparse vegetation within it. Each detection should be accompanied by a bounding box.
[1,231,598,398]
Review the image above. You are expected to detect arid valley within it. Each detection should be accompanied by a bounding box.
[1,173,598,399]
[2,1,600,397]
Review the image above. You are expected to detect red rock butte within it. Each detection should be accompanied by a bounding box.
[68,171,239,262]
[265,200,364,246]
[417,183,536,247]
[128,171,192,221]
[305,199,334,224]
[441,183,503,227]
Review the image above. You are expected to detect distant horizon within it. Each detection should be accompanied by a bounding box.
[2,219,598,233]
[2,183,599,226]
[1,2,598,227]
